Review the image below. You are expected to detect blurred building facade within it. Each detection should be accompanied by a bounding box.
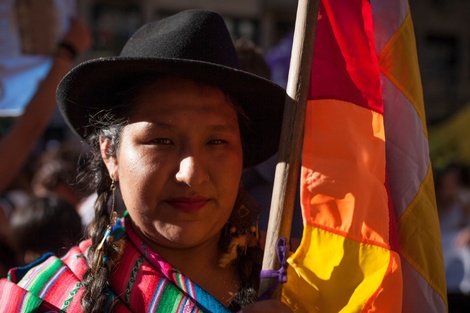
[76,0,297,57]
[410,0,470,124]
[3,0,468,129]
[75,0,470,125]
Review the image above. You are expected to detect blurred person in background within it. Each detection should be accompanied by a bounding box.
[435,164,470,312]
[0,17,92,196]
[32,143,85,207]
[9,194,83,265]
[0,17,92,240]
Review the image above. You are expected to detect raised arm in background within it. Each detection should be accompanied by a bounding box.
[0,18,92,194]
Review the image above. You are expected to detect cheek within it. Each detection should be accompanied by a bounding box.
[118,149,142,184]
[116,147,158,208]
[217,161,243,211]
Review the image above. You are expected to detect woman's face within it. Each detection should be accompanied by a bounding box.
[101,77,243,249]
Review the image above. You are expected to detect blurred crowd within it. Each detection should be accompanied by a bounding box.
[0,141,91,277]
[1,4,470,313]
[0,1,94,277]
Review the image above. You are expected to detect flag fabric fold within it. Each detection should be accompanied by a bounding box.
[281,0,447,311]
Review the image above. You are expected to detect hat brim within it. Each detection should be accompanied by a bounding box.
[57,57,286,167]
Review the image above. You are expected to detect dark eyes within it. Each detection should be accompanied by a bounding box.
[208,139,226,145]
[151,138,173,145]
[150,138,226,145]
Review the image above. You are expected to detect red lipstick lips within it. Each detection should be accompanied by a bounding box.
[167,196,208,213]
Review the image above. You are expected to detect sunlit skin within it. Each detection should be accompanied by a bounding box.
[99,77,294,312]
[101,77,243,281]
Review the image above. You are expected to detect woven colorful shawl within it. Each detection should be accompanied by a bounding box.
[0,217,232,313]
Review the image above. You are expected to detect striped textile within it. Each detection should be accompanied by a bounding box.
[0,217,230,312]
[281,0,447,312]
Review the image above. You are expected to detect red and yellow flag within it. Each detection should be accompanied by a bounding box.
[281,0,447,311]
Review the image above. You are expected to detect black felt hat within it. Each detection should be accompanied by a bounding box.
[57,9,286,167]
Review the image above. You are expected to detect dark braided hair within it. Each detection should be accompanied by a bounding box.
[218,189,264,308]
[77,84,138,313]
[76,76,263,312]
[79,127,123,312]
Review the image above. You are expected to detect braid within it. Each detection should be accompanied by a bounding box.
[76,78,156,312]
[218,187,264,308]
[218,224,263,307]
[78,127,125,313]
[81,186,112,312]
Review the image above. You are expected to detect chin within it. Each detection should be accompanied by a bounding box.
[168,228,219,247]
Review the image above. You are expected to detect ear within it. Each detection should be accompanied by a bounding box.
[99,136,119,181]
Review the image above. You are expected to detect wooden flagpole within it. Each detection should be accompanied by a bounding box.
[259,0,320,299]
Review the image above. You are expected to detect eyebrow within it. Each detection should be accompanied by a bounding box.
[140,121,238,132]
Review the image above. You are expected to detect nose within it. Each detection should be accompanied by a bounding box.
[175,156,209,187]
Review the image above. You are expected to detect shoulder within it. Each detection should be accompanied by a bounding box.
[2,241,91,312]
[10,240,91,283]
[0,278,66,312]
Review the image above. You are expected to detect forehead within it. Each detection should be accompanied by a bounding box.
[129,76,239,120]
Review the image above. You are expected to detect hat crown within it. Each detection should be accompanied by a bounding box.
[57,9,286,167]
[121,10,240,69]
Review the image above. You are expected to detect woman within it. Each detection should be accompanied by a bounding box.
[0,9,290,313]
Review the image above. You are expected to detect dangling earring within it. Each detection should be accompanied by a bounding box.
[97,179,118,254]
[219,187,261,268]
